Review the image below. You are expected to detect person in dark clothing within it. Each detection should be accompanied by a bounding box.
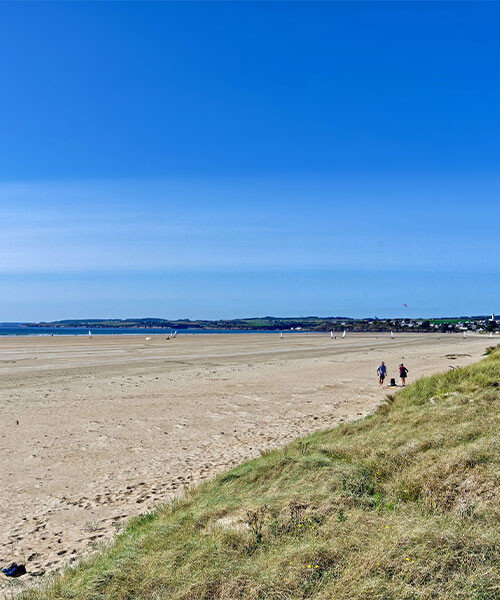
[399,363,408,386]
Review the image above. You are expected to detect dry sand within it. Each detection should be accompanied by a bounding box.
[0,332,494,593]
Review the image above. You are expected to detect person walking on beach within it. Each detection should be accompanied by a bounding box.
[377,361,387,386]
[399,363,408,386]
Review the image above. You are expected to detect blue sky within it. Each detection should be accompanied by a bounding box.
[0,2,499,320]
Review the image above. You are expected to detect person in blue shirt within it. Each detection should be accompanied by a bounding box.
[377,361,387,386]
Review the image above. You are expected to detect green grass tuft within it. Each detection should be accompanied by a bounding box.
[18,345,500,600]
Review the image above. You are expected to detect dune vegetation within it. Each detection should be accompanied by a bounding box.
[18,346,500,600]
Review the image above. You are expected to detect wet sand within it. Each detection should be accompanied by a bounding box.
[0,332,493,593]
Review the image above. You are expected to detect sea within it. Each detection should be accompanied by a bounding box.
[0,324,298,337]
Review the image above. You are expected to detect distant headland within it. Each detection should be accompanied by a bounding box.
[23,315,500,333]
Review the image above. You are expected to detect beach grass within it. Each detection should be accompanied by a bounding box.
[18,346,500,600]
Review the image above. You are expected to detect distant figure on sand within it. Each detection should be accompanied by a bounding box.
[377,361,387,386]
[399,363,408,386]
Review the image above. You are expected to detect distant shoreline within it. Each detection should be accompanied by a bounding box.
[5,313,499,336]
[0,327,493,338]
[0,326,316,337]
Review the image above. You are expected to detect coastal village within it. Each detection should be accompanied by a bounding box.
[337,314,499,333]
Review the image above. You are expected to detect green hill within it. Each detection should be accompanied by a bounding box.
[19,346,500,600]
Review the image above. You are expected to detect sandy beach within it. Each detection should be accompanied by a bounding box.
[0,332,494,593]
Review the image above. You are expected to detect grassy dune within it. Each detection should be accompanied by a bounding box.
[20,347,500,600]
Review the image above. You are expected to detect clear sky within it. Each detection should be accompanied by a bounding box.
[0,1,499,321]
